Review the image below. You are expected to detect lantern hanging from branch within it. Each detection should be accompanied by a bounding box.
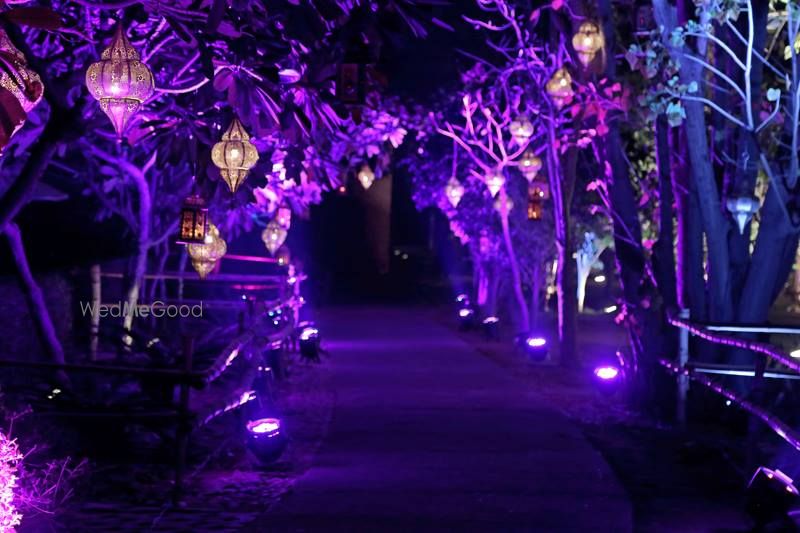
[484,171,505,197]
[571,22,604,67]
[275,205,292,229]
[85,24,154,138]
[176,195,208,244]
[726,196,759,234]
[188,223,227,279]
[262,221,288,255]
[530,182,549,201]
[276,245,291,267]
[546,68,574,109]
[528,198,543,221]
[212,117,259,193]
[509,115,533,145]
[0,29,43,152]
[357,164,375,190]
[445,177,465,208]
[519,150,543,182]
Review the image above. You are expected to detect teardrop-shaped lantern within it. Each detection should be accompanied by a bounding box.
[445,177,465,208]
[357,164,375,190]
[509,115,534,145]
[726,196,759,234]
[211,117,259,193]
[85,24,154,137]
[571,22,604,67]
[485,172,505,197]
[519,150,543,182]
[188,223,227,279]
[545,68,574,109]
[262,221,288,255]
[0,29,43,152]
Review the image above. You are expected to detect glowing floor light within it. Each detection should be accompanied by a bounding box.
[790,348,800,359]
[603,305,618,314]
[747,466,800,526]
[593,366,620,380]
[526,337,546,348]
[593,274,606,283]
[523,336,548,362]
[245,416,287,464]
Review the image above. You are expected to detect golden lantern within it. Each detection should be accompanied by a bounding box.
[357,164,375,190]
[545,68,574,109]
[276,245,291,266]
[519,150,543,183]
[188,223,227,279]
[509,115,533,145]
[494,195,513,214]
[572,22,604,67]
[0,29,43,151]
[485,171,505,197]
[527,198,543,221]
[275,205,292,229]
[445,177,465,208]
[85,24,154,138]
[262,221,288,255]
[176,195,208,244]
[211,117,259,193]
[530,182,549,201]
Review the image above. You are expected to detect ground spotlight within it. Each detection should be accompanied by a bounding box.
[482,316,500,340]
[519,335,548,362]
[592,364,622,394]
[298,323,321,362]
[746,466,800,527]
[457,307,476,330]
[455,293,470,306]
[245,417,287,464]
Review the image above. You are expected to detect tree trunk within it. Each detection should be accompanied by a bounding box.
[530,261,543,330]
[498,186,530,329]
[653,115,678,310]
[123,167,152,334]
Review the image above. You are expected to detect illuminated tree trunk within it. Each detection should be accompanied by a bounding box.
[123,167,152,334]
[498,186,530,329]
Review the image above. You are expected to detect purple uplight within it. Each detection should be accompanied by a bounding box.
[458,308,474,318]
[482,316,499,324]
[299,327,319,341]
[526,336,546,348]
[247,418,281,437]
[455,294,469,304]
[593,365,620,381]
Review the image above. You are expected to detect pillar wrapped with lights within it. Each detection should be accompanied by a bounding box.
[211,117,259,193]
[571,22,604,67]
[545,68,574,109]
[484,171,505,197]
[509,115,533,145]
[85,24,154,138]
[519,150,543,183]
[188,223,227,279]
[0,29,44,151]
[445,177,464,208]
[176,195,208,244]
[726,196,759,234]
[357,164,375,190]
[262,221,288,256]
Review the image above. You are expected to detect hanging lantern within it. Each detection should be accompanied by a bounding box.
[276,245,291,267]
[571,22,604,67]
[726,196,759,234]
[494,195,513,214]
[176,195,208,244]
[188,223,227,279]
[275,205,292,229]
[636,6,655,32]
[85,24,154,138]
[211,117,259,193]
[0,29,43,152]
[357,164,375,190]
[528,198,543,221]
[530,182,549,201]
[445,177,465,208]
[546,68,574,109]
[509,115,534,145]
[519,150,543,182]
[484,171,505,197]
[336,63,364,104]
[262,221,288,255]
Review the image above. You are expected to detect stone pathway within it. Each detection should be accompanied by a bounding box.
[260,306,632,532]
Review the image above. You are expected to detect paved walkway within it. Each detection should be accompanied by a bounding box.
[262,307,632,532]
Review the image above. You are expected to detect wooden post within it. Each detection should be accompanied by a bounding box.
[677,308,690,426]
[90,264,101,361]
[174,335,194,504]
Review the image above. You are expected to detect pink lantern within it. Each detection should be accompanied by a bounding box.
[0,29,44,151]
[85,24,154,138]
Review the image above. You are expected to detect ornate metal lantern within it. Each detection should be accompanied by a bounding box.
[571,22,604,67]
[528,198,543,221]
[519,150,543,182]
[494,195,513,214]
[176,195,208,244]
[484,171,505,197]
[545,68,574,109]
[188,223,227,279]
[336,63,365,104]
[530,182,549,201]
[357,164,375,190]
[85,24,154,138]
[211,117,259,193]
[262,221,288,255]
[726,196,759,234]
[445,177,465,208]
[275,245,291,267]
[509,115,533,145]
[0,29,43,151]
